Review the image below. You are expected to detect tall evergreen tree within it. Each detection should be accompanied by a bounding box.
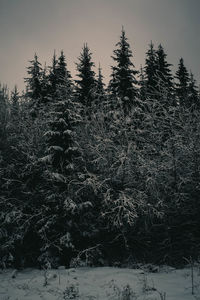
[175,58,189,106]
[48,51,72,101]
[25,54,43,105]
[40,63,50,104]
[49,51,58,97]
[138,65,147,101]
[10,85,20,118]
[46,94,79,180]
[40,70,92,264]
[109,27,138,114]
[42,51,77,187]
[107,69,118,99]
[144,41,157,97]
[156,45,173,92]
[188,72,199,109]
[96,64,105,96]
[0,84,9,150]
[0,84,10,208]
[156,45,173,86]
[75,44,96,107]
[57,50,72,92]
[92,64,106,112]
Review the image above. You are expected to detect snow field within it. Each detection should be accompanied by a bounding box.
[0,266,200,299]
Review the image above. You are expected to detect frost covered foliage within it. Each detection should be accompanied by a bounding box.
[0,95,49,267]
[1,29,200,267]
[78,96,167,262]
[38,89,87,266]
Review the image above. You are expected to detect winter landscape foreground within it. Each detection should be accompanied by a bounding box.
[0,265,200,300]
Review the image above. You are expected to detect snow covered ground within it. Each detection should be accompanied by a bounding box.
[0,265,200,299]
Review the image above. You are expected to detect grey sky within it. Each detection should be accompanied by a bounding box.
[0,0,200,91]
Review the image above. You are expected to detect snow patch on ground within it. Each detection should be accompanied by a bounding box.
[0,266,199,299]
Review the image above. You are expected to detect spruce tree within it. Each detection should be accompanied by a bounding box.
[107,69,118,105]
[0,84,10,215]
[45,91,79,179]
[40,77,84,264]
[10,85,20,118]
[109,27,138,114]
[96,64,105,97]
[75,44,96,107]
[175,58,189,107]
[188,72,199,109]
[40,63,50,104]
[0,84,9,144]
[138,65,147,101]
[108,66,118,99]
[49,51,58,97]
[48,51,72,101]
[92,64,106,111]
[156,45,173,97]
[57,50,72,93]
[144,41,157,97]
[25,53,43,105]
[156,45,173,87]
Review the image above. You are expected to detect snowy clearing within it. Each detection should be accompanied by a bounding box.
[0,266,200,300]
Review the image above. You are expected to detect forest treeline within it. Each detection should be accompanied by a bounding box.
[1,28,200,268]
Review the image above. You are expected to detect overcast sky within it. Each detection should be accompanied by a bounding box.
[0,0,200,91]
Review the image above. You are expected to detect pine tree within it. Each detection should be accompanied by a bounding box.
[144,41,157,97]
[0,84,9,145]
[188,72,199,109]
[0,84,10,213]
[156,45,173,87]
[96,64,105,97]
[49,51,58,97]
[39,77,85,264]
[75,44,96,108]
[109,27,138,114]
[138,65,147,101]
[45,92,80,179]
[10,85,20,118]
[57,50,72,93]
[175,58,189,107]
[92,64,106,112]
[25,53,43,105]
[40,63,50,104]
[107,69,118,111]
[48,51,72,101]
[156,45,173,99]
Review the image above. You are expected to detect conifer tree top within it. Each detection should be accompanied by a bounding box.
[75,44,96,107]
[109,27,138,112]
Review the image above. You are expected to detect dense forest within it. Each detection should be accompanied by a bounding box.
[1,28,200,269]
